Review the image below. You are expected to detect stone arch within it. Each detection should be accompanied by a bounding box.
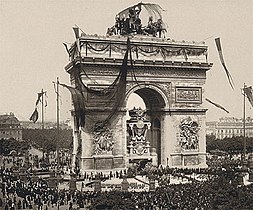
[125,83,169,109]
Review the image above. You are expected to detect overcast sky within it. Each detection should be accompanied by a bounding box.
[0,0,252,122]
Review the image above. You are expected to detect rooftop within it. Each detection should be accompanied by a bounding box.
[0,113,20,125]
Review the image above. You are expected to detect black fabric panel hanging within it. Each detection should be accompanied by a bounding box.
[72,38,131,131]
[60,83,86,129]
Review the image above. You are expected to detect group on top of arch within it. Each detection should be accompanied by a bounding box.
[107,2,167,38]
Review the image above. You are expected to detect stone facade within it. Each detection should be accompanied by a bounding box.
[206,117,253,139]
[65,34,212,171]
[0,113,22,141]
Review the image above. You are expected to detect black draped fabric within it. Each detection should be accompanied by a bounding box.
[29,108,39,123]
[69,38,131,130]
[60,83,86,129]
[244,86,253,108]
[205,98,229,113]
[215,37,234,89]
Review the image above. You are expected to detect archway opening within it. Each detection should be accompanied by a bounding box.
[126,93,146,120]
[126,87,166,165]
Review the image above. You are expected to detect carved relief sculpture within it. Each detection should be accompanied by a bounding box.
[93,125,114,155]
[179,117,200,151]
[176,87,202,103]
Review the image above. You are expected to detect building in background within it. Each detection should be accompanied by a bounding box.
[206,117,253,139]
[21,120,72,130]
[0,113,22,140]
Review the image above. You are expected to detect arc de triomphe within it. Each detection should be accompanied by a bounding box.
[65,34,212,172]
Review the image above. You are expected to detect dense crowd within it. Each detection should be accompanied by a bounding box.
[89,180,253,210]
[0,167,99,209]
[1,154,253,210]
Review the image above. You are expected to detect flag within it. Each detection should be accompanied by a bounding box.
[35,92,43,106]
[244,86,253,107]
[35,90,46,106]
[72,27,81,56]
[60,83,85,128]
[63,43,71,58]
[29,108,39,123]
[30,90,46,123]
[75,40,81,56]
[73,26,79,39]
[205,98,229,113]
[215,37,234,89]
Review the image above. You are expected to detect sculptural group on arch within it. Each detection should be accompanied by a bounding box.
[107,3,167,38]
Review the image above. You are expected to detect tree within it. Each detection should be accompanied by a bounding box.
[0,138,29,155]
[22,128,73,152]
[206,135,253,155]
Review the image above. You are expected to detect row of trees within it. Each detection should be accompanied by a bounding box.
[0,138,30,155]
[0,128,73,156]
[22,128,73,152]
[1,131,252,156]
[206,135,253,155]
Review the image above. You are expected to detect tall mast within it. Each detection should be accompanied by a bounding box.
[41,89,45,160]
[56,77,60,168]
[243,83,246,166]
[41,89,44,130]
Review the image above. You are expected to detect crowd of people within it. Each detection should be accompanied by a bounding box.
[1,153,253,209]
[89,180,253,209]
[0,166,101,210]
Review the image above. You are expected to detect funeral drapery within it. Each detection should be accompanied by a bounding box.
[65,38,132,131]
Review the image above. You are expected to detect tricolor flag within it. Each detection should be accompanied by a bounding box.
[72,27,81,56]
[35,91,44,106]
[73,26,79,39]
[29,90,46,123]
[29,108,39,123]
[63,42,71,58]
[205,98,229,113]
[244,86,253,108]
[215,37,235,89]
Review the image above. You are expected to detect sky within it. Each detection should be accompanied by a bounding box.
[0,0,252,122]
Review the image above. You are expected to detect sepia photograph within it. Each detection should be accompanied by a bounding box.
[0,0,252,209]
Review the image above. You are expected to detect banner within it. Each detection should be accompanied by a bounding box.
[206,98,229,113]
[244,86,253,107]
[60,83,85,129]
[215,37,234,89]
[29,108,39,123]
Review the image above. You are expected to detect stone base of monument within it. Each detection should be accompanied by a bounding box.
[80,155,125,171]
[170,152,208,168]
[94,155,114,170]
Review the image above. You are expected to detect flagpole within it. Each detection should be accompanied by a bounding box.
[41,89,45,161]
[243,83,246,167]
[56,77,60,169]
[41,89,44,129]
